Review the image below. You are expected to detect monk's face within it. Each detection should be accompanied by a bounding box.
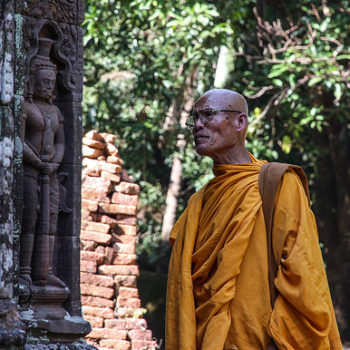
[192,91,244,161]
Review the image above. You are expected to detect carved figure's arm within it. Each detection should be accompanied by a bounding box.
[51,109,65,167]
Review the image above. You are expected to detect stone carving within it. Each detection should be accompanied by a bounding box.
[17,0,84,25]
[19,36,69,303]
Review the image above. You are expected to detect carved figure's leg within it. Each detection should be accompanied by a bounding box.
[47,173,66,288]
[20,169,39,284]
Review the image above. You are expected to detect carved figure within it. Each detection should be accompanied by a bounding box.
[20,38,65,288]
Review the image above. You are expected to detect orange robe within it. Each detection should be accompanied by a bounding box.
[166,155,341,350]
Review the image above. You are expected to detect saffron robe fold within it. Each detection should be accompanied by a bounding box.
[166,155,341,350]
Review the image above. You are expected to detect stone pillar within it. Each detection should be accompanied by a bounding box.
[0,0,95,349]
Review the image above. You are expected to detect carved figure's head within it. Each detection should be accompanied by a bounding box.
[28,38,57,103]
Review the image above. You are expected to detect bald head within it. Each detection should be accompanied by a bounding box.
[200,89,248,115]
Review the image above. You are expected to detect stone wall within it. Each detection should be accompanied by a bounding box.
[80,130,157,350]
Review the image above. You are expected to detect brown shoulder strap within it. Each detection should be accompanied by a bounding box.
[258,162,309,308]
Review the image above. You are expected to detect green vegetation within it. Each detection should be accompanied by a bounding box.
[83,0,350,341]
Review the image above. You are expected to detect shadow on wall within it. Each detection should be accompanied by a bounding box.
[138,270,168,350]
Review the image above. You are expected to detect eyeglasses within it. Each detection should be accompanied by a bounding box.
[185,109,242,129]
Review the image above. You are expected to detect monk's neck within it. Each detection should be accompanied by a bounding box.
[212,146,251,165]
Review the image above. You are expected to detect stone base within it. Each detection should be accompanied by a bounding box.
[24,340,98,349]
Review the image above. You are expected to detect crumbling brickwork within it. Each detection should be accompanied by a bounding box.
[80,130,157,350]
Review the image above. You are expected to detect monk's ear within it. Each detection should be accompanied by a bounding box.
[234,113,248,133]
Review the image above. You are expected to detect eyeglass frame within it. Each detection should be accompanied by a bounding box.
[185,109,243,129]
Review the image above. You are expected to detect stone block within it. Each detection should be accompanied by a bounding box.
[88,328,127,340]
[131,340,156,350]
[85,130,105,142]
[99,214,118,228]
[82,176,112,193]
[107,156,122,165]
[101,171,121,183]
[80,230,111,245]
[106,143,119,156]
[98,203,137,216]
[114,242,136,254]
[114,234,136,245]
[104,319,127,329]
[83,221,111,234]
[81,251,106,265]
[83,167,101,177]
[81,199,99,212]
[118,287,139,299]
[112,253,137,265]
[99,339,130,350]
[82,296,115,308]
[117,297,141,308]
[98,265,139,276]
[83,315,104,328]
[101,162,122,174]
[114,182,140,195]
[114,224,137,236]
[82,306,114,319]
[80,272,114,287]
[81,260,97,273]
[82,145,104,159]
[80,239,97,251]
[128,329,152,341]
[114,275,137,288]
[82,137,106,150]
[126,318,147,330]
[81,284,115,299]
[111,193,138,206]
[116,215,137,226]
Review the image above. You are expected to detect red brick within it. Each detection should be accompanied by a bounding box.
[81,251,105,265]
[101,171,121,183]
[126,318,147,330]
[80,240,97,251]
[99,339,130,350]
[82,188,110,203]
[101,162,122,174]
[99,215,118,228]
[114,275,137,287]
[82,157,100,168]
[85,130,105,142]
[83,137,105,149]
[113,235,136,245]
[88,328,127,340]
[131,340,156,350]
[81,230,111,245]
[98,203,137,216]
[114,242,135,254]
[116,215,137,226]
[82,145,104,159]
[114,182,140,195]
[81,272,114,287]
[106,142,119,156]
[83,221,111,234]
[81,260,97,273]
[107,156,122,165]
[128,329,152,341]
[117,297,141,308]
[82,167,101,177]
[83,315,103,328]
[81,199,99,212]
[82,176,112,193]
[81,284,115,299]
[104,319,126,329]
[82,306,114,318]
[98,265,139,276]
[112,253,137,265]
[118,287,139,299]
[81,296,115,308]
[115,307,141,318]
[114,224,137,236]
[111,193,138,206]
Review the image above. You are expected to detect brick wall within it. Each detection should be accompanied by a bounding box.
[80,131,157,350]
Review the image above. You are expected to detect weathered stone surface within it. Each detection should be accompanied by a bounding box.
[131,339,156,350]
[100,171,121,183]
[80,251,105,265]
[114,275,137,288]
[81,296,114,309]
[112,253,137,266]
[80,273,114,288]
[98,203,137,216]
[118,287,139,299]
[83,221,110,235]
[99,339,130,350]
[82,145,104,159]
[81,284,114,299]
[116,215,137,226]
[82,176,112,193]
[114,224,137,236]
[87,328,127,340]
[82,306,114,319]
[85,130,105,142]
[104,319,126,329]
[81,260,97,273]
[113,242,136,254]
[98,265,139,276]
[80,231,111,245]
[114,182,140,195]
[82,137,105,150]
[111,192,138,206]
[113,234,136,245]
[128,329,152,340]
[82,199,99,212]
[83,315,104,328]
[117,297,141,308]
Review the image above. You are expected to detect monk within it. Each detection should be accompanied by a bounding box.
[165,89,342,350]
